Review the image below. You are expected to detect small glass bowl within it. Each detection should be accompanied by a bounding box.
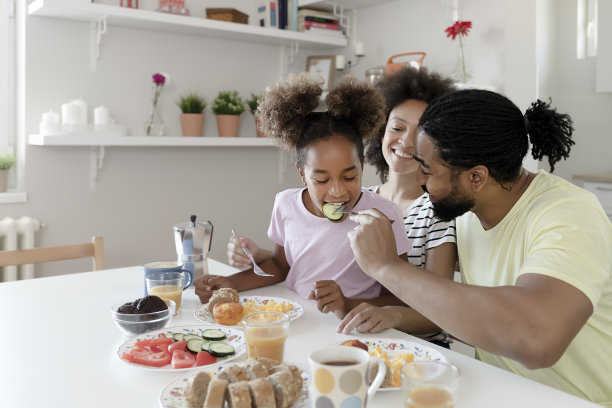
[110,299,175,337]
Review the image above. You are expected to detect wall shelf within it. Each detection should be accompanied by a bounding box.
[28,134,276,147]
[28,0,347,49]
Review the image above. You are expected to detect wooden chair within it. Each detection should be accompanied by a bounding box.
[0,236,105,271]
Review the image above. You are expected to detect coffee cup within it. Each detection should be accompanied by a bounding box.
[308,345,386,408]
[142,261,193,296]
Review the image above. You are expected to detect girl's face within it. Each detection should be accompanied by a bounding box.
[298,134,363,218]
[382,99,428,176]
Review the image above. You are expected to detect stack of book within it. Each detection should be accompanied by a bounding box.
[297,8,344,38]
[256,0,299,30]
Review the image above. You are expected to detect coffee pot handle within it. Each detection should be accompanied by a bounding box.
[207,220,214,252]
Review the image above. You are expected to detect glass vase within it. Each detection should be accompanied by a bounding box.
[144,103,164,136]
[451,43,473,84]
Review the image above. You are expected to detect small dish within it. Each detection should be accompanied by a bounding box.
[111,299,175,337]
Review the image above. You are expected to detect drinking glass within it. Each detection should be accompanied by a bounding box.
[401,361,460,408]
[145,271,184,314]
[242,312,289,362]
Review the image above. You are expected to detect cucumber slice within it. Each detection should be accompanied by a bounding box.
[201,342,212,352]
[202,329,226,341]
[187,338,206,353]
[172,333,184,341]
[183,334,203,341]
[322,202,344,221]
[209,342,235,357]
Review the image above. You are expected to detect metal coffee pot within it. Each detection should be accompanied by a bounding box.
[173,215,213,286]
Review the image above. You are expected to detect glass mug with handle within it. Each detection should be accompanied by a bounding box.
[142,261,193,296]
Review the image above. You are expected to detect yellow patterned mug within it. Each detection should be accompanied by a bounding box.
[308,345,386,408]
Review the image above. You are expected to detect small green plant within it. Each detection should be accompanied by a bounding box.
[177,92,206,114]
[0,153,16,170]
[246,93,261,115]
[212,91,246,115]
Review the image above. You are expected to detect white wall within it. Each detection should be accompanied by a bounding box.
[5,0,610,278]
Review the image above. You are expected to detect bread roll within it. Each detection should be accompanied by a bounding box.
[203,379,228,408]
[184,371,212,408]
[227,381,252,408]
[244,359,270,379]
[217,365,250,383]
[339,339,369,351]
[248,378,276,408]
[268,368,298,408]
[213,302,244,325]
[207,288,240,313]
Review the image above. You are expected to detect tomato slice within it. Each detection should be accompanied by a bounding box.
[196,351,217,367]
[134,337,173,349]
[171,349,196,369]
[168,340,187,354]
[132,350,171,367]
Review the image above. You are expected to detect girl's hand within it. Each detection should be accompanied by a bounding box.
[194,275,234,304]
[227,235,260,269]
[336,303,400,334]
[307,280,350,319]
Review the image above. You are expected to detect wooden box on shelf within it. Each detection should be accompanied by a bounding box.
[205,8,249,24]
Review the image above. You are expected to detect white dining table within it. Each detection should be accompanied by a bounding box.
[0,258,601,408]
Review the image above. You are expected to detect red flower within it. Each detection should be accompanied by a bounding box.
[445,21,472,40]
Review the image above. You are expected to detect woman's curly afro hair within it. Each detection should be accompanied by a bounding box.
[256,72,386,169]
[365,66,456,183]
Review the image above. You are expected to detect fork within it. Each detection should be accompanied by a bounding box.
[231,229,274,277]
[333,204,395,224]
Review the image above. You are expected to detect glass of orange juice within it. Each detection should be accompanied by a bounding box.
[243,312,289,363]
[401,361,460,408]
[145,272,184,315]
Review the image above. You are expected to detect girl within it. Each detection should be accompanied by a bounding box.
[194,73,410,318]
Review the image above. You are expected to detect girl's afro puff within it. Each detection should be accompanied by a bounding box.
[256,72,385,150]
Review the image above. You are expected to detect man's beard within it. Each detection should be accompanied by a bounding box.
[422,184,475,222]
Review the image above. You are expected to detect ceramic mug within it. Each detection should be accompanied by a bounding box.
[142,261,192,296]
[308,345,386,408]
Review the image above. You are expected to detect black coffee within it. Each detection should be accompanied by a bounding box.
[322,360,359,366]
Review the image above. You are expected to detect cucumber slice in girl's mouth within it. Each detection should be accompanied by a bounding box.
[322,202,344,221]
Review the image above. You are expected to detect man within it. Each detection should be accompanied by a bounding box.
[343,89,612,405]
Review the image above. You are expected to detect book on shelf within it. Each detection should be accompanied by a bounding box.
[297,8,336,20]
[298,20,340,31]
[301,26,345,38]
[257,1,277,28]
[304,16,338,24]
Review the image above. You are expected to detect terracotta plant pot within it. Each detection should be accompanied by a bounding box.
[0,169,9,192]
[216,114,240,137]
[255,117,266,138]
[180,113,205,137]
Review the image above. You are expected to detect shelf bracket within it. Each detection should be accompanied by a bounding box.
[89,146,105,193]
[89,16,107,73]
[332,3,354,38]
[279,42,299,76]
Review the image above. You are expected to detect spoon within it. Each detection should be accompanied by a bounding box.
[231,229,274,277]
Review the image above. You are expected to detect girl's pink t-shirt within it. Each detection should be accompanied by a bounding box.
[267,187,410,299]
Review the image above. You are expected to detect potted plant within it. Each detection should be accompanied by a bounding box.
[0,153,16,193]
[246,93,265,138]
[212,90,245,137]
[177,91,207,137]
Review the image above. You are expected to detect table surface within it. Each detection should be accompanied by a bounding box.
[0,259,600,408]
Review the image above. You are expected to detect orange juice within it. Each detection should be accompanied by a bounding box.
[245,325,288,362]
[149,285,182,312]
[405,386,453,408]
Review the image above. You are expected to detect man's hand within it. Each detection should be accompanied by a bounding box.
[307,280,351,319]
[347,208,402,277]
[193,275,234,304]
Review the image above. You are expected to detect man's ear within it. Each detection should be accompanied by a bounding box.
[468,165,489,192]
[295,163,306,186]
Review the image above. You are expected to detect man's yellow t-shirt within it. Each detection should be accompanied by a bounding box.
[457,170,612,406]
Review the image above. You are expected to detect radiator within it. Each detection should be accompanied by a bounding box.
[0,216,42,282]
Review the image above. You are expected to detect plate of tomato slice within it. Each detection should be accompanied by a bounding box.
[117,325,246,372]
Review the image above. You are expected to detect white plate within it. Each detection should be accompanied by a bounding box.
[346,338,448,392]
[194,295,304,327]
[117,325,246,372]
[159,364,309,408]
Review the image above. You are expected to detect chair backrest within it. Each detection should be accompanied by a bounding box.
[385,52,427,75]
[0,236,105,271]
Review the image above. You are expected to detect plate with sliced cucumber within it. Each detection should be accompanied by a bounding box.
[117,325,246,371]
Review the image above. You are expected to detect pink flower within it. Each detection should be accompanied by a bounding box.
[152,73,166,85]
